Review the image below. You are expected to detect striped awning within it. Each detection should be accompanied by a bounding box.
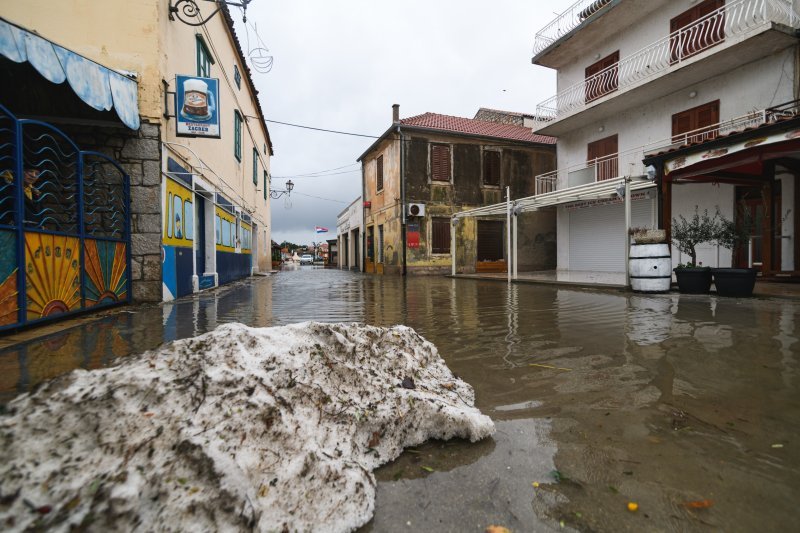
[0,18,140,130]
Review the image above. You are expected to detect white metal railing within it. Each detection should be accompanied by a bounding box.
[533,0,613,56]
[532,102,800,195]
[533,0,799,129]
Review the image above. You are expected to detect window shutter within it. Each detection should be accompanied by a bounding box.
[431,218,451,254]
[483,151,501,185]
[672,100,720,143]
[587,134,618,181]
[376,155,384,191]
[431,144,450,182]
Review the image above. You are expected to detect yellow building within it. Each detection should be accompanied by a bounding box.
[1,0,272,306]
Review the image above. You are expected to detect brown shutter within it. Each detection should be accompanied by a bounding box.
[376,155,384,191]
[431,218,451,254]
[672,100,720,143]
[477,220,504,261]
[587,134,618,181]
[670,0,725,63]
[431,144,451,181]
[585,51,619,103]
[483,150,501,185]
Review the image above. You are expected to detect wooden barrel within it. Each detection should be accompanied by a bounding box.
[629,243,672,293]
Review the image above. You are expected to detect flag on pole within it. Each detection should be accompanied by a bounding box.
[315,226,329,234]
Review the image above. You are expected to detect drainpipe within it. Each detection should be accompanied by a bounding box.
[512,206,518,280]
[451,217,457,276]
[506,186,512,284]
[361,163,366,273]
[399,125,406,276]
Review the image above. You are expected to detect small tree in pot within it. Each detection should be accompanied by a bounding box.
[711,207,758,297]
[671,207,719,293]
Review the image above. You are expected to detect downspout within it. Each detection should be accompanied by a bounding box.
[399,126,407,276]
[361,161,366,273]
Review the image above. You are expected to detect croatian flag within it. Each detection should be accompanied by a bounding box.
[315,226,329,234]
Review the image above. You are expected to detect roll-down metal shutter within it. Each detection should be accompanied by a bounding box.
[568,199,653,272]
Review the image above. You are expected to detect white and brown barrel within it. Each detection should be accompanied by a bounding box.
[629,243,672,292]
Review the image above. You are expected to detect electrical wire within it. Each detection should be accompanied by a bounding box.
[265,119,380,139]
[273,170,361,180]
[289,192,349,204]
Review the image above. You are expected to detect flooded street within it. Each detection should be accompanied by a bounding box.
[2,267,799,531]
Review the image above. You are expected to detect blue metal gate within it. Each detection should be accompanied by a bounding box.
[0,103,131,331]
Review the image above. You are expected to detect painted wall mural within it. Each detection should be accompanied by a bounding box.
[0,104,131,331]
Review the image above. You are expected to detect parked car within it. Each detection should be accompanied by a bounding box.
[299,254,314,265]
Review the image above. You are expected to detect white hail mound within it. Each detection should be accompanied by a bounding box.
[0,322,494,532]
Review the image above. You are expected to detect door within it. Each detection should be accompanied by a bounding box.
[670,0,725,63]
[477,220,506,272]
[587,135,618,182]
[569,199,653,272]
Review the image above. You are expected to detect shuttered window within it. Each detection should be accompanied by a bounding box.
[263,170,268,200]
[378,224,384,262]
[585,51,619,103]
[234,111,242,161]
[376,155,384,191]
[670,0,725,64]
[253,148,258,184]
[477,220,504,261]
[431,218,451,254]
[196,36,213,77]
[431,144,451,182]
[672,100,720,144]
[587,134,618,181]
[483,150,501,186]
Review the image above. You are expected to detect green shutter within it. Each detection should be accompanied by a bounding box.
[234,111,242,161]
[263,171,268,200]
[253,148,258,184]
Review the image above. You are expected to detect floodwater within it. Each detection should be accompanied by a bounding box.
[1,265,799,531]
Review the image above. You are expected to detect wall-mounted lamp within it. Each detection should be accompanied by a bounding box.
[594,53,601,60]
[169,0,253,26]
[270,179,294,199]
[598,125,605,132]
[688,90,698,98]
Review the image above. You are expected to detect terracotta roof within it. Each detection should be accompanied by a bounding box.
[400,112,556,144]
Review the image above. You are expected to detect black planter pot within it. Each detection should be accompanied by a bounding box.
[711,268,758,297]
[674,267,712,294]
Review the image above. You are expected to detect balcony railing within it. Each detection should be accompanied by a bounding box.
[533,0,799,130]
[533,0,613,57]
[533,102,799,195]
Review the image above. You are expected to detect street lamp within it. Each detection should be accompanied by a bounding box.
[270,179,293,199]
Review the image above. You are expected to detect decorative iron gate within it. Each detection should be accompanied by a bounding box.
[0,104,131,331]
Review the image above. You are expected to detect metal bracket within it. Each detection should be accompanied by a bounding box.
[168,0,252,26]
[162,80,176,119]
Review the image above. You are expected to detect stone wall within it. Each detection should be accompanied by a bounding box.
[61,120,163,302]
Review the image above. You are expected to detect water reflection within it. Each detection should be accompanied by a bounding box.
[1,269,798,531]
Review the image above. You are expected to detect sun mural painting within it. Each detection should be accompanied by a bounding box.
[24,233,81,320]
[84,239,128,307]
[0,230,19,326]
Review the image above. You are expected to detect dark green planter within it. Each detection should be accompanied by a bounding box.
[674,267,712,294]
[711,268,757,297]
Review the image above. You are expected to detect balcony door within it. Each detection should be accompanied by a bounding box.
[585,51,619,103]
[670,0,725,64]
[587,134,618,182]
[672,100,720,144]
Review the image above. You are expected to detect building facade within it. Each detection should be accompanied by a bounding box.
[528,0,800,276]
[1,0,272,320]
[337,196,363,271]
[358,106,557,275]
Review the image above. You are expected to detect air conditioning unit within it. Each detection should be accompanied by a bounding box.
[407,203,425,217]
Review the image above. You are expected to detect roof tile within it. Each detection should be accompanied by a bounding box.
[400,112,556,144]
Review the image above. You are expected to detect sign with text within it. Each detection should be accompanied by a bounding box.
[176,75,220,138]
[407,222,420,248]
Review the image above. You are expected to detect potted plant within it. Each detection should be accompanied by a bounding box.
[671,207,718,293]
[711,208,758,297]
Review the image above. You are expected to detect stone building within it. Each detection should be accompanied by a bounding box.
[1,0,272,327]
[358,105,557,275]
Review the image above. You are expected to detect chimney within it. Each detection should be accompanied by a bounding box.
[392,104,400,123]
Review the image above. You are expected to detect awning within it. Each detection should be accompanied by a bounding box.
[0,18,140,130]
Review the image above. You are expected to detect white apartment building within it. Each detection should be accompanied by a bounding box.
[530,0,800,277]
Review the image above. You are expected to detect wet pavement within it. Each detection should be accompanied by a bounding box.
[1,264,799,531]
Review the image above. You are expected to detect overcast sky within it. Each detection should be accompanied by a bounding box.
[235,0,564,246]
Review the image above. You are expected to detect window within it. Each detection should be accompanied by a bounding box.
[587,134,618,182]
[378,224,384,262]
[263,170,268,201]
[431,218,451,254]
[166,193,173,238]
[215,214,221,243]
[234,111,242,161]
[672,100,720,144]
[184,200,194,240]
[196,35,213,78]
[430,144,451,182]
[376,155,384,192]
[234,64,241,89]
[670,0,725,64]
[585,51,619,103]
[173,195,183,239]
[253,148,258,185]
[483,150,501,186]
[222,219,231,247]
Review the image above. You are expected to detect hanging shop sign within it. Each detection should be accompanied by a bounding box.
[407,222,420,248]
[176,75,220,138]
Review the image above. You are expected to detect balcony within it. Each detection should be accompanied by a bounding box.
[533,0,616,59]
[533,105,793,195]
[533,0,799,136]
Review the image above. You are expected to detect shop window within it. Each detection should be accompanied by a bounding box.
[585,51,619,103]
[483,150,501,186]
[173,195,183,239]
[166,193,173,238]
[184,200,194,240]
[431,144,451,182]
[672,100,720,144]
[432,217,451,254]
[215,214,221,244]
[670,0,725,64]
